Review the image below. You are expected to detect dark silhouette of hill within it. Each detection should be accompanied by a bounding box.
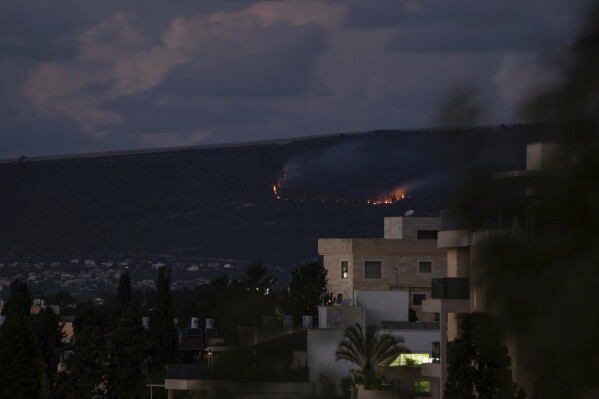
[0,125,556,268]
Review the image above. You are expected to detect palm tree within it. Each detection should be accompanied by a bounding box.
[336,324,409,388]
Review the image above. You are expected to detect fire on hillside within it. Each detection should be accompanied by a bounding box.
[272,170,411,205]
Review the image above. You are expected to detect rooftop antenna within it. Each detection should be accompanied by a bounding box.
[404,210,414,217]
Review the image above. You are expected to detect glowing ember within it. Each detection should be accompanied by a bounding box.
[272,184,281,199]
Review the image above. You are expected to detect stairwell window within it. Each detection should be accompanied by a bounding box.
[417,230,438,240]
[341,261,349,279]
[364,261,381,279]
[418,261,432,274]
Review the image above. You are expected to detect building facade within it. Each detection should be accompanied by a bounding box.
[319,217,446,322]
[421,142,563,399]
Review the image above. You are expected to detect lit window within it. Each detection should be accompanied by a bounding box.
[364,261,381,279]
[418,261,432,273]
[414,379,431,393]
[341,261,349,279]
[412,293,426,306]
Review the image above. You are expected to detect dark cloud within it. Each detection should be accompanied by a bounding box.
[386,22,540,53]
[0,0,594,157]
[160,23,326,97]
[0,113,137,158]
[0,5,80,61]
[347,0,590,53]
[104,95,265,135]
[345,0,407,29]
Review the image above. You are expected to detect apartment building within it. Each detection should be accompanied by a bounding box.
[421,142,563,399]
[319,217,447,322]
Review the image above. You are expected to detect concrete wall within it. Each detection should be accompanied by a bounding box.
[446,247,470,278]
[384,217,440,239]
[355,290,409,326]
[526,142,562,171]
[319,238,446,313]
[319,306,365,330]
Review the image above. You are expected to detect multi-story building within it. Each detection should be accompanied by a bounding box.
[421,142,562,399]
[319,216,447,322]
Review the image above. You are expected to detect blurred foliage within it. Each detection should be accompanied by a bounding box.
[474,2,599,398]
[445,313,525,399]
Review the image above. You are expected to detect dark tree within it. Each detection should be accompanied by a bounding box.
[50,290,77,316]
[148,266,178,381]
[445,313,525,399]
[117,272,132,308]
[2,279,32,316]
[53,302,110,399]
[285,260,328,323]
[240,262,277,323]
[106,306,146,399]
[242,262,277,298]
[0,280,43,399]
[206,264,278,342]
[33,307,64,388]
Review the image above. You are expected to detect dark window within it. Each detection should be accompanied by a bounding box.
[412,293,426,306]
[431,342,440,363]
[418,261,432,273]
[364,261,381,279]
[341,261,349,279]
[417,230,438,239]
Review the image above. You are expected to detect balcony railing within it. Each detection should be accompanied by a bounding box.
[440,210,471,231]
[166,364,212,380]
[381,321,439,330]
[441,208,527,232]
[431,278,470,300]
[165,364,309,382]
[244,367,309,382]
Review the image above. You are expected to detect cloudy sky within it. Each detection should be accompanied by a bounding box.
[0,0,593,157]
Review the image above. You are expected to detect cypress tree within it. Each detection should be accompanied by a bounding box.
[148,266,177,381]
[106,306,146,398]
[117,272,132,308]
[33,307,64,388]
[0,280,43,399]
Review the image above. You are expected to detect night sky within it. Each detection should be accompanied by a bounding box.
[0,0,592,157]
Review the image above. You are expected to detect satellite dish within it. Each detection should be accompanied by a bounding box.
[404,210,414,217]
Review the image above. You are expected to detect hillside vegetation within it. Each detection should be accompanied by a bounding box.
[0,125,554,268]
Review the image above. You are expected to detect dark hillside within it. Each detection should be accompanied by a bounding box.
[0,125,556,268]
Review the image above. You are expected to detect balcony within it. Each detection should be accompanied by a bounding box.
[431,278,469,300]
[440,210,471,231]
[380,321,439,330]
[165,363,309,383]
[166,364,212,380]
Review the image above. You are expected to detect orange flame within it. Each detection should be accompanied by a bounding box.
[367,186,409,205]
